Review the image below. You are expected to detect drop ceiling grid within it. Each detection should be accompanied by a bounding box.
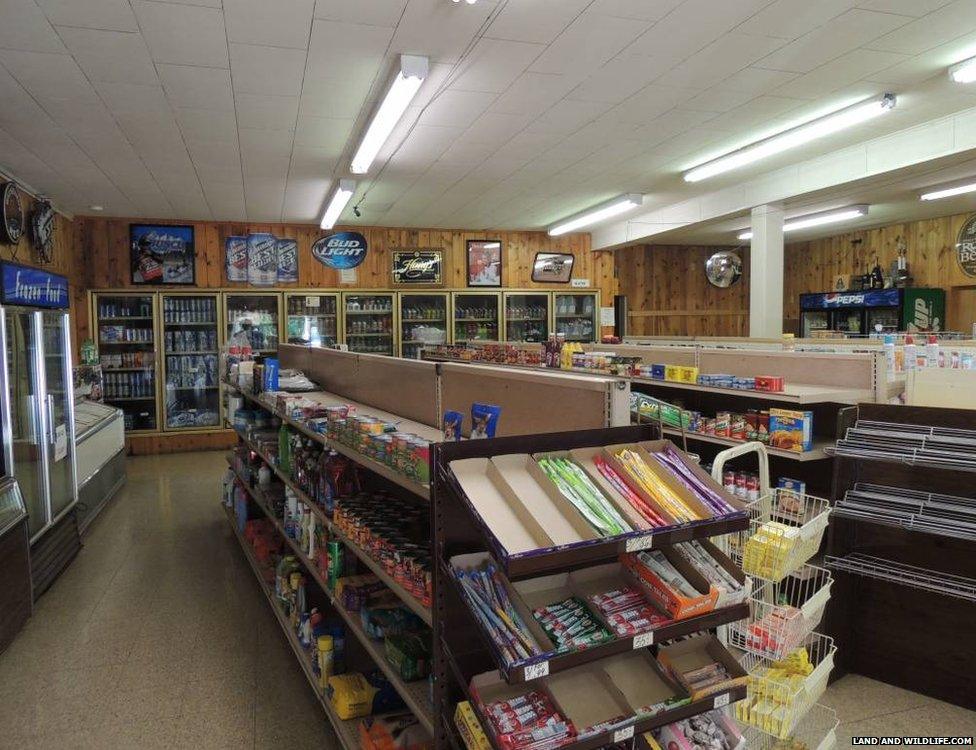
[0,0,969,227]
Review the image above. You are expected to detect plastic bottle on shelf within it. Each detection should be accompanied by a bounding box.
[316,635,334,689]
[279,423,292,476]
[883,334,896,379]
[904,335,916,372]
[925,334,939,368]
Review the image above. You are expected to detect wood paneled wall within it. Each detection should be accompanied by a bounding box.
[0,187,83,352]
[615,210,976,336]
[75,216,612,343]
[614,244,750,337]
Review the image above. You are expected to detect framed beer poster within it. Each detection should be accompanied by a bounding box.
[130,224,195,285]
[392,249,443,285]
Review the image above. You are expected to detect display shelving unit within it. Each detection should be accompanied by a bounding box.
[824,403,976,711]
[431,425,755,750]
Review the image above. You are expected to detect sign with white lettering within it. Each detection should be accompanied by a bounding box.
[955,214,976,277]
[312,231,368,270]
[392,249,443,285]
[0,261,69,309]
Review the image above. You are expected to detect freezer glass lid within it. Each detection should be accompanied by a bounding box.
[0,477,27,531]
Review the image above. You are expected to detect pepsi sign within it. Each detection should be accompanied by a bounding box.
[312,232,368,270]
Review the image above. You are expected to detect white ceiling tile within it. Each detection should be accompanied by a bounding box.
[609,83,694,124]
[855,0,953,17]
[737,0,857,41]
[286,147,337,180]
[313,0,407,27]
[393,124,462,168]
[300,79,369,119]
[58,27,158,85]
[756,9,913,73]
[867,0,976,54]
[492,72,576,116]
[157,64,234,110]
[116,113,187,156]
[176,107,238,142]
[566,54,672,104]
[683,87,758,113]
[524,99,610,137]
[282,179,326,222]
[140,0,221,7]
[230,43,306,96]
[486,0,590,45]
[530,12,649,78]
[453,112,534,149]
[224,0,313,49]
[95,81,171,116]
[775,49,910,99]
[719,66,800,95]
[132,1,228,68]
[588,0,684,21]
[655,33,787,90]
[39,0,138,32]
[293,115,354,152]
[450,39,544,94]
[0,49,97,103]
[236,93,299,130]
[239,127,294,159]
[627,0,771,59]
[418,89,495,128]
[392,0,496,65]
[304,19,392,90]
[0,0,65,53]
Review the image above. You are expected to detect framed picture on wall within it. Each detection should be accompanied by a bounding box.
[531,252,575,283]
[130,224,195,285]
[466,240,502,287]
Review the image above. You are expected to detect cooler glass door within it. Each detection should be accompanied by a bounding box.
[40,311,77,521]
[1,309,48,538]
[801,311,829,337]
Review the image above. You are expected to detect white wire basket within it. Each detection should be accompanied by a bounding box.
[729,564,834,660]
[734,632,837,739]
[739,703,839,750]
[736,491,832,583]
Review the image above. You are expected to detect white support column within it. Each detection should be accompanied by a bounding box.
[748,204,785,338]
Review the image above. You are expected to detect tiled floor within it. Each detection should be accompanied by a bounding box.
[0,451,973,749]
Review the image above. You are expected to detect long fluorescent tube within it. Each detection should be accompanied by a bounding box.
[920,181,976,201]
[949,56,976,83]
[737,205,868,240]
[548,194,643,236]
[685,94,896,182]
[350,55,428,175]
[320,179,356,229]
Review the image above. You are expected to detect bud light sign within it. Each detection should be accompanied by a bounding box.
[312,232,368,270]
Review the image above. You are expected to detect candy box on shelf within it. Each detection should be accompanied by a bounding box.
[656,634,748,701]
[621,547,717,620]
[665,365,682,382]
[648,710,745,750]
[768,409,813,452]
[651,364,666,380]
[455,701,492,750]
[328,673,377,720]
[678,366,699,383]
[755,375,785,393]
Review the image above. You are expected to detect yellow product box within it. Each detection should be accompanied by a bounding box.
[328,673,377,720]
[768,408,813,453]
[664,365,681,382]
[678,366,699,383]
[454,702,491,750]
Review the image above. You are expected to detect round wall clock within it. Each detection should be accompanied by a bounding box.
[30,200,56,263]
[1,182,24,245]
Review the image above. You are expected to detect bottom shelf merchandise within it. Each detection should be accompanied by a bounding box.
[642,709,744,750]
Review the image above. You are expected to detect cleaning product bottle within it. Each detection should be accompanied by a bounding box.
[904,335,916,372]
[278,422,291,475]
[316,635,334,689]
[883,334,896,380]
[925,334,939,368]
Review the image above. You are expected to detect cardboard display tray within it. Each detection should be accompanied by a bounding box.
[447,553,749,684]
[444,443,748,580]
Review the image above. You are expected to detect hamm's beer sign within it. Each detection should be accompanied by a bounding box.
[956,214,976,277]
[312,231,368,270]
[392,249,443,285]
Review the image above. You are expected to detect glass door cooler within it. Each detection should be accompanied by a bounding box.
[93,293,159,432]
[342,293,395,355]
[224,293,281,356]
[453,292,500,343]
[554,292,598,342]
[399,292,448,358]
[504,292,550,343]
[285,293,339,347]
[161,293,220,430]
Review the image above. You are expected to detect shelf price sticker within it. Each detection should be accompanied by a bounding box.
[713,693,730,709]
[632,631,654,649]
[625,535,654,552]
[613,726,635,743]
[523,661,549,681]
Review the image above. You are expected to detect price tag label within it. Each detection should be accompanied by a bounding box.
[613,726,635,743]
[632,631,654,649]
[625,535,654,552]
[305,296,320,307]
[713,693,730,709]
[523,661,549,681]
[571,278,590,288]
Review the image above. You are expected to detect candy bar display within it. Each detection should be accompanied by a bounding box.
[531,597,613,652]
[741,492,831,583]
[483,689,575,750]
[537,456,631,536]
[586,586,670,637]
[645,710,745,750]
[657,635,749,701]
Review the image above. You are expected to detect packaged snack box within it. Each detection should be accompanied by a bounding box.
[768,409,813,452]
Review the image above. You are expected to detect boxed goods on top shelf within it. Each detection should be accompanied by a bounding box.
[446,440,747,577]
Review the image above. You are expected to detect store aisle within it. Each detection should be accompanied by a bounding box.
[0,451,336,750]
[0,451,973,749]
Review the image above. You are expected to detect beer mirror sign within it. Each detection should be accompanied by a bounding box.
[392,249,443,285]
[956,214,976,277]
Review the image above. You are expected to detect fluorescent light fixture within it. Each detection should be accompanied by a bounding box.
[919,180,976,201]
[548,194,643,236]
[949,56,976,83]
[451,0,478,3]
[320,179,356,229]
[350,55,428,175]
[737,205,869,240]
[685,94,896,182]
